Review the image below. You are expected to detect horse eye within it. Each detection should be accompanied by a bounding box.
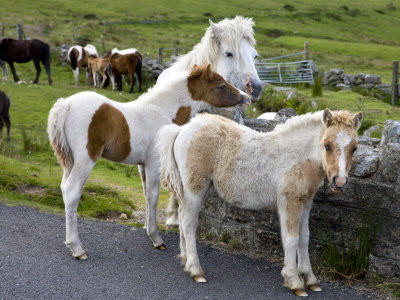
[325,144,330,151]
[226,52,233,58]
[254,54,258,59]
[218,84,226,89]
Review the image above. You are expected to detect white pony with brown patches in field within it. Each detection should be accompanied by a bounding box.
[67,44,99,86]
[157,109,362,296]
[47,64,250,259]
[158,16,263,229]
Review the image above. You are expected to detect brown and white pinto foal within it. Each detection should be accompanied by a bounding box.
[47,64,250,259]
[157,109,362,296]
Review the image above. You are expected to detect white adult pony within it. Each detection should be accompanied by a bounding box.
[158,16,262,100]
[67,44,99,86]
[157,16,263,228]
[47,64,250,259]
[157,109,362,296]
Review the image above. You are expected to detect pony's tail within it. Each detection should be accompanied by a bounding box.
[47,98,74,172]
[135,54,142,89]
[157,124,184,203]
[69,50,78,70]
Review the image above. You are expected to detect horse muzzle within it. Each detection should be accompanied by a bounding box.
[238,93,251,107]
[250,80,262,101]
[331,175,348,193]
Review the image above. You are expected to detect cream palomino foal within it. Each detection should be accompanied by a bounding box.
[157,109,362,296]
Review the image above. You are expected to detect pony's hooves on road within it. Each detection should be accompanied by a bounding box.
[76,253,88,260]
[308,284,322,292]
[293,289,308,297]
[193,276,207,283]
[156,244,166,250]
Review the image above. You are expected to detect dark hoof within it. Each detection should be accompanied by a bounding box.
[156,244,166,250]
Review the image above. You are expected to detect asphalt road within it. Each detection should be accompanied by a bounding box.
[0,203,375,300]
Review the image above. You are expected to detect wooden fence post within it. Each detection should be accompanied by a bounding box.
[17,23,25,40]
[303,41,309,60]
[158,47,163,64]
[1,22,4,37]
[101,34,105,55]
[392,61,399,106]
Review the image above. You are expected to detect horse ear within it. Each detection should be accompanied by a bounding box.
[209,19,221,43]
[189,64,203,79]
[352,112,363,130]
[205,64,214,80]
[323,108,334,127]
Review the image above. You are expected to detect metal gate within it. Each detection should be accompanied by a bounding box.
[256,59,314,85]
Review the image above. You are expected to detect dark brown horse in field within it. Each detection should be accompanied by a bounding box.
[104,49,142,93]
[0,37,52,85]
[0,90,11,141]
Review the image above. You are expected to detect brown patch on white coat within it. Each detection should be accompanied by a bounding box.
[86,103,131,162]
[186,114,242,197]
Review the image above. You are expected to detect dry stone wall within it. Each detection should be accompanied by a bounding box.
[197,113,400,280]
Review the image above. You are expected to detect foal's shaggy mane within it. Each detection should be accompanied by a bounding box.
[273,111,324,136]
[273,110,356,136]
[172,16,256,71]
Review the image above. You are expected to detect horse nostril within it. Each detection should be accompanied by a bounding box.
[334,176,347,188]
[250,81,263,100]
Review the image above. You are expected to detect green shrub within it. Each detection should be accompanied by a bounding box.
[311,74,323,97]
[319,197,383,279]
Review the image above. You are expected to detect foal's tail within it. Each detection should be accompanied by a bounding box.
[156,124,184,202]
[47,98,74,172]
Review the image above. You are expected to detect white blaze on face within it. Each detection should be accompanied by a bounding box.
[336,130,351,177]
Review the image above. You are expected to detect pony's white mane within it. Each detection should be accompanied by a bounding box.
[111,48,138,55]
[172,16,256,71]
[272,111,324,136]
[135,71,190,103]
[84,44,98,57]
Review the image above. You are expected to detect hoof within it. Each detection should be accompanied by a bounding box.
[156,244,166,250]
[308,284,322,292]
[293,289,308,297]
[75,253,88,260]
[193,276,207,283]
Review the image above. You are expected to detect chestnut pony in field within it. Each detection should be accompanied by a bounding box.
[0,90,11,141]
[47,64,250,259]
[0,37,52,84]
[103,48,142,93]
[67,44,98,86]
[157,109,362,296]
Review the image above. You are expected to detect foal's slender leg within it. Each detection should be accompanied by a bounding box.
[32,60,41,84]
[278,203,306,295]
[144,161,165,248]
[297,207,321,291]
[63,159,95,259]
[166,195,179,229]
[180,189,207,282]
[178,204,187,264]
[8,62,19,82]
